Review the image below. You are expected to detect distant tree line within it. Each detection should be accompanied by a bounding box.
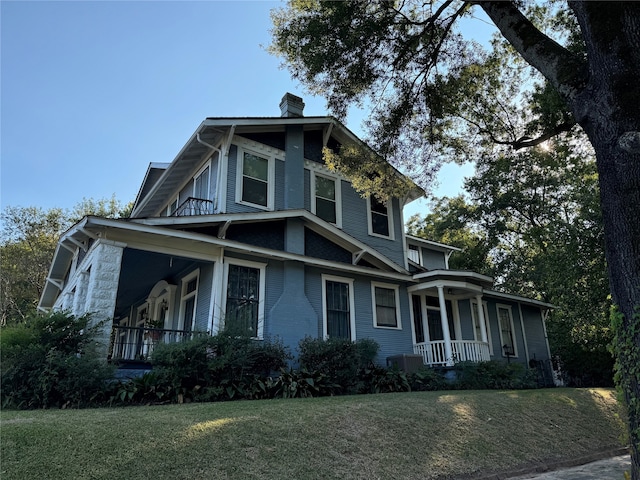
[0,196,132,325]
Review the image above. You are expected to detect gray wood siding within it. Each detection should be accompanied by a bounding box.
[521,305,550,361]
[340,183,406,267]
[194,263,213,332]
[421,248,447,270]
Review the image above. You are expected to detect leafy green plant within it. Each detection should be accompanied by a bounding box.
[297,337,379,394]
[408,367,447,391]
[1,311,114,409]
[358,365,411,394]
[271,368,338,398]
[452,361,537,390]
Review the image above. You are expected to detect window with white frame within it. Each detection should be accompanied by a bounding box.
[496,304,517,357]
[167,196,179,216]
[311,172,341,226]
[237,150,273,209]
[408,244,420,264]
[193,163,210,200]
[224,259,266,338]
[372,282,401,329]
[471,300,493,354]
[322,275,355,340]
[179,270,199,333]
[368,196,393,238]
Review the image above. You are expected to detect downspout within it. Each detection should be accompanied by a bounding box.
[445,250,454,269]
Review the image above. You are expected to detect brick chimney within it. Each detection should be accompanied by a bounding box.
[279,93,305,117]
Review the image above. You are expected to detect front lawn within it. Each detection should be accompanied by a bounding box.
[0,388,627,479]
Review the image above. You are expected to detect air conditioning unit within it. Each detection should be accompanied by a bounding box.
[386,354,424,373]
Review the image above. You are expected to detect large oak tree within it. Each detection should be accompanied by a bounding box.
[271,1,639,475]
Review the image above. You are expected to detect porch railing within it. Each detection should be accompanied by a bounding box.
[108,325,204,362]
[172,197,214,217]
[413,340,491,366]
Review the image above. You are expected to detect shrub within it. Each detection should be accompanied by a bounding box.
[1,311,114,409]
[150,333,291,402]
[297,337,379,393]
[358,365,411,394]
[452,361,538,390]
[409,367,447,391]
[271,368,338,398]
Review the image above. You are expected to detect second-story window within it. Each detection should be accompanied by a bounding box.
[194,165,210,200]
[311,172,342,227]
[408,244,420,264]
[368,196,393,238]
[239,150,273,209]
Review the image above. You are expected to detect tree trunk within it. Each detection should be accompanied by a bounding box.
[479,2,640,477]
[567,4,640,478]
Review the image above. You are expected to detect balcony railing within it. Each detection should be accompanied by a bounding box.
[413,340,491,366]
[108,325,205,362]
[172,197,214,217]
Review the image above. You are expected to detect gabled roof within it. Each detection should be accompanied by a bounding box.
[130,115,425,218]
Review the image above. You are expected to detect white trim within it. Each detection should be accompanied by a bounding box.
[517,302,530,362]
[371,281,402,330]
[222,258,267,339]
[178,269,200,331]
[235,146,276,211]
[366,195,395,240]
[471,299,493,355]
[496,303,518,358]
[310,170,342,228]
[321,274,356,341]
[193,160,212,200]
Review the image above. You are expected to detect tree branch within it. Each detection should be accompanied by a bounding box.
[473,1,588,103]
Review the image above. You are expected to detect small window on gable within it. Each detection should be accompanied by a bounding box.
[167,196,178,216]
[194,164,210,200]
[372,283,401,329]
[312,172,341,227]
[238,151,272,209]
[408,244,420,264]
[368,196,393,238]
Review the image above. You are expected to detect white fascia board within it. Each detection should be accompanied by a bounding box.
[85,216,411,282]
[132,122,223,217]
[413,269,494,285]
[405,234,462,252]
[407,279,484,294]
[484,290,555,310]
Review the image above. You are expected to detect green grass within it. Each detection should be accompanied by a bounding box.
[0,388,627,480]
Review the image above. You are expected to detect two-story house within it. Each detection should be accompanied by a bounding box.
[38,93,553,374]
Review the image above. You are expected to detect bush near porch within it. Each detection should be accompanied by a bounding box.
[1,312,539,409]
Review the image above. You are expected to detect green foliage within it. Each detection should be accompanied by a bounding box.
[149,333,291,403]
[271,368,338,398]
[408,367,448,392]
[0,197,131,326]
[0,311,114,409]
[297,337,379,393]
[610,305,640,450]
[358,365,411,394]
[452,361,538,390]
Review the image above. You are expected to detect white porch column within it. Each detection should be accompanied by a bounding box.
[475,294,488,343]
[437,285,454,366]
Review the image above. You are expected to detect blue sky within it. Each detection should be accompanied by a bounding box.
[1,0,478,219]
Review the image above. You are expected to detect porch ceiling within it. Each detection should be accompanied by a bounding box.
[114,248,197,319]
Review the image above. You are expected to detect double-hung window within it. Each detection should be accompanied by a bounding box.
[224,260,266,338]
[194,164,210,200]
[497,304,517,357]
[372,282,401,329]
[322,275,355,340]
[312,173,341,226]
[368,196,393,238]
[238,150,273,209]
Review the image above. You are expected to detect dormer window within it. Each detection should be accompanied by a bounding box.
[368,196,393,239]
[311,172,342,227]
[408,244,420,264]
[237,149,274,210]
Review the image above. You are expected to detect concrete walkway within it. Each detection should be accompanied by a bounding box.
[507,455,631,480]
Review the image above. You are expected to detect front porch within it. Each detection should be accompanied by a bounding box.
[414,339,490,366]
[108,325,204,362]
